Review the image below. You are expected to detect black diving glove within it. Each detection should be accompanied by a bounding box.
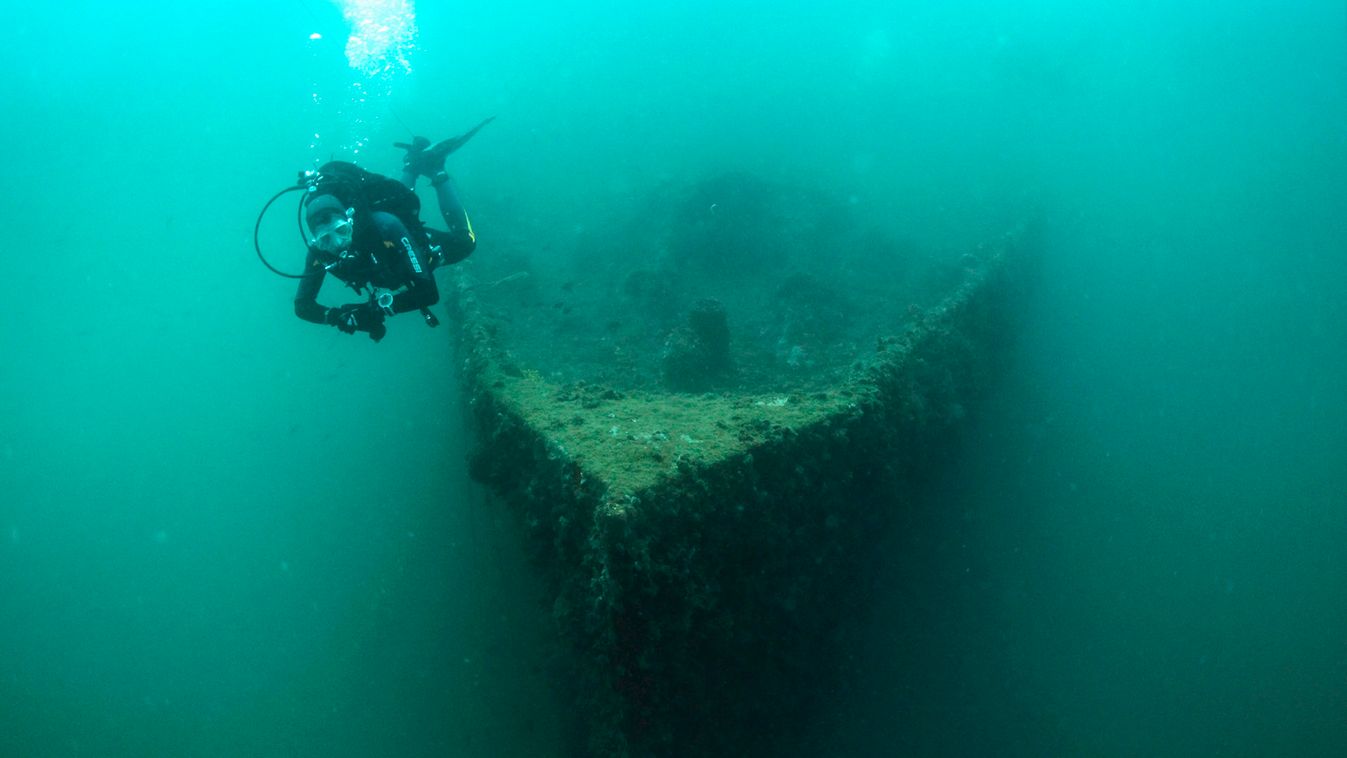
[329,303,387,342]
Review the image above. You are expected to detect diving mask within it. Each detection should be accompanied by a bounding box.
[312,215,354,254]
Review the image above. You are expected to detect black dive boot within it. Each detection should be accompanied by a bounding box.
[396,136,438,179]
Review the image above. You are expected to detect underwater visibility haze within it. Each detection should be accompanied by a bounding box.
[1,1,1344,755]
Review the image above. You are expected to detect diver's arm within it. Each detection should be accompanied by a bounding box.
[390,236,440,314]
[391,274,439,314]
[293,249,333,324]
[373,214,441,314]
[293,248,385,339]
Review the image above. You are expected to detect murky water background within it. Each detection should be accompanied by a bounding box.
[1,2,1343,755]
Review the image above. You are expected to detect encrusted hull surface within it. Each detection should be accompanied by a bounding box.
[449,224,1032,757]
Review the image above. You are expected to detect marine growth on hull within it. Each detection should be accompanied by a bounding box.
[448,170,1028,757]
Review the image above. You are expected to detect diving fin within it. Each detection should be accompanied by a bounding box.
[425,116,496,161]
[395,116,495,167]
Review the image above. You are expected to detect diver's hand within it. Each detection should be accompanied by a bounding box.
[329,303,386,341]
[328,304,361,334]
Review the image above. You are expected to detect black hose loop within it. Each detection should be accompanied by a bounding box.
[254,184,310,279]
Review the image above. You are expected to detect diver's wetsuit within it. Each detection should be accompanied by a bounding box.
[293,173,476,325]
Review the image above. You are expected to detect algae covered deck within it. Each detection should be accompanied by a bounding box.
[469,368,857,499]
[447,175,1033,757]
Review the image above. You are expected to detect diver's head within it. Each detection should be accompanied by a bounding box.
[305,194,353,254]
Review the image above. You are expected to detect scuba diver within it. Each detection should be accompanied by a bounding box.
[282,118,492,341]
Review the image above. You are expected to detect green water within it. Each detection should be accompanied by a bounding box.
[2,2,1344,756]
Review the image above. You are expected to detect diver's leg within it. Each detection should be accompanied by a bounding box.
[429,171,468,231]
[427,171,476,264]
